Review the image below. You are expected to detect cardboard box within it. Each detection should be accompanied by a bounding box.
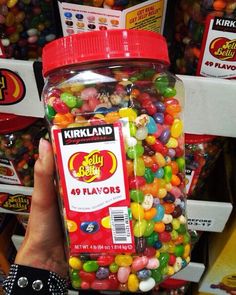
[0,59,44,118]
[58,0,167,36]
[198,213,236,294]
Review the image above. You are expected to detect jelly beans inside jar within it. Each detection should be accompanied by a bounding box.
[42,29,190,292]
[0,113,47,187]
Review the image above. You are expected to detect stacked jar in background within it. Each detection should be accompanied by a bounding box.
[171,0,236,79]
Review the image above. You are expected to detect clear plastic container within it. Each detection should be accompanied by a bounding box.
[42,29,190,292]
[171,0,236,78]
[0,113,47,187]
[185,133,225,198]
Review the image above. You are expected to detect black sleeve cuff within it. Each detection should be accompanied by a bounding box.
[3,264,68,295]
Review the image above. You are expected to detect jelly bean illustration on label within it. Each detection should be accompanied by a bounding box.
[68,150,117,183]
[0,69,26,105]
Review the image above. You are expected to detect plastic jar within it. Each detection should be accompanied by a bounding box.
[171,0,236,78]
[185,133,225,198]
[0,113,47,187]
[42,29,190,292]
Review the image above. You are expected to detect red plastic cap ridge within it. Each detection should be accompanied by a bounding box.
[42,29,170,76]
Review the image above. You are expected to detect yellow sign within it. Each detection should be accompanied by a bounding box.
[125,0,164,33]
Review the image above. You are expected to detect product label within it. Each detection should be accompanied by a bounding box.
[53,123,134,253]
[124,0,165,33]
[0,158,21,185]
[185,168,195,196]
[58,0,165,36]
[0,192,31,213]
[197,16,236,79]
[0,41,5,58]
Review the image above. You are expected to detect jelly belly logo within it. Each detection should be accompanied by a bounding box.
[210,37,236,61]
[0,69,26,105]
[68,150,117,183]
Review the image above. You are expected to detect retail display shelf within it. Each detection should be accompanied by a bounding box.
[179,75,236,138]
[172,262,205,283]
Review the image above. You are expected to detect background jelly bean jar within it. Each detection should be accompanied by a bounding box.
[171,0,236,79]
[0,113,47,187]
[42,29,190,292]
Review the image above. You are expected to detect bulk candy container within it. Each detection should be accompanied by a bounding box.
[171,0,236,78]
[0,113,47,187]
[42,29,190,292]
[185,133,225,198]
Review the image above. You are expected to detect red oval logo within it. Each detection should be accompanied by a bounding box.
[0,69,26,105]
[209,37,236,61]
[0,165,14,177]
[68,150,117,183]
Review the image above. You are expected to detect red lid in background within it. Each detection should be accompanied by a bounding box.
[185,133,216,144]
[42,29,170,76]
[0,113,37,134]
[160,278,187,289]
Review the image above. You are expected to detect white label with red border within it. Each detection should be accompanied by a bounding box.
[197,16,236,79]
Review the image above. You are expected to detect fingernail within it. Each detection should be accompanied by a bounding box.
[39,138,48,160]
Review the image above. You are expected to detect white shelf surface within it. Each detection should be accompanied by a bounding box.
[172,262,205,282]
[178,75,236,137]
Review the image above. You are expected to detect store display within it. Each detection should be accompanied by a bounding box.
[58,0,166,36]
[0,0,58,60]
[0,113,47,187]
[171,0,236,78]
[42,29,190,292]
[199,213,236,294]
[185,134,225,198]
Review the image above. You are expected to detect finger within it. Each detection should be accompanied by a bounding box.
[31,138,57,210]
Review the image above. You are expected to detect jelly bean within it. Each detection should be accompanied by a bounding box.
[143,220,155,237]
[129,176,146,189]
[146,257,159,269]
[134,157,145,176]
[174,245,185,257]
[155,167,164,179]
[132,256,148,271]
[153,204,165,222]
[144,167,155,183]
[147,116,157,134]
[135,237,146,253]
[159,231,172,243]
[83,261,99,272]
[115,255,133,267]
[109,262,119,273]
[130,202,144,220]
[141,194,154,210]
[130,189,144,203]
[96,267,109,279]
[164,165,172,183]
[153,152,166,167]
[153,112,164,124]
[101,216,111,228]
[133,219,147,237]
[97,255,114,266]
[128,274,139,292]
[137,269,152,280]
[79,270,96,282]
[173,257,183,272]
[117,266,131,283]
[119,108,137,121]
[69,257,82,270]
[159,128,171,144]
[171,119,183,138]
[162,214,173,224]
[135,127,148,140]
[151,268,163,283]
[80,281,90,289]
[139,277,156,292]
[146,232,158,246]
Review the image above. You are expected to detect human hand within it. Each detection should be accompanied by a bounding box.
[15,138,68,278]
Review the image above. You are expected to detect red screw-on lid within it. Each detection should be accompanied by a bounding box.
[160,278,187,289]
[185,133,216,144]
[0,113,37,134]
[42,29,170,76]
